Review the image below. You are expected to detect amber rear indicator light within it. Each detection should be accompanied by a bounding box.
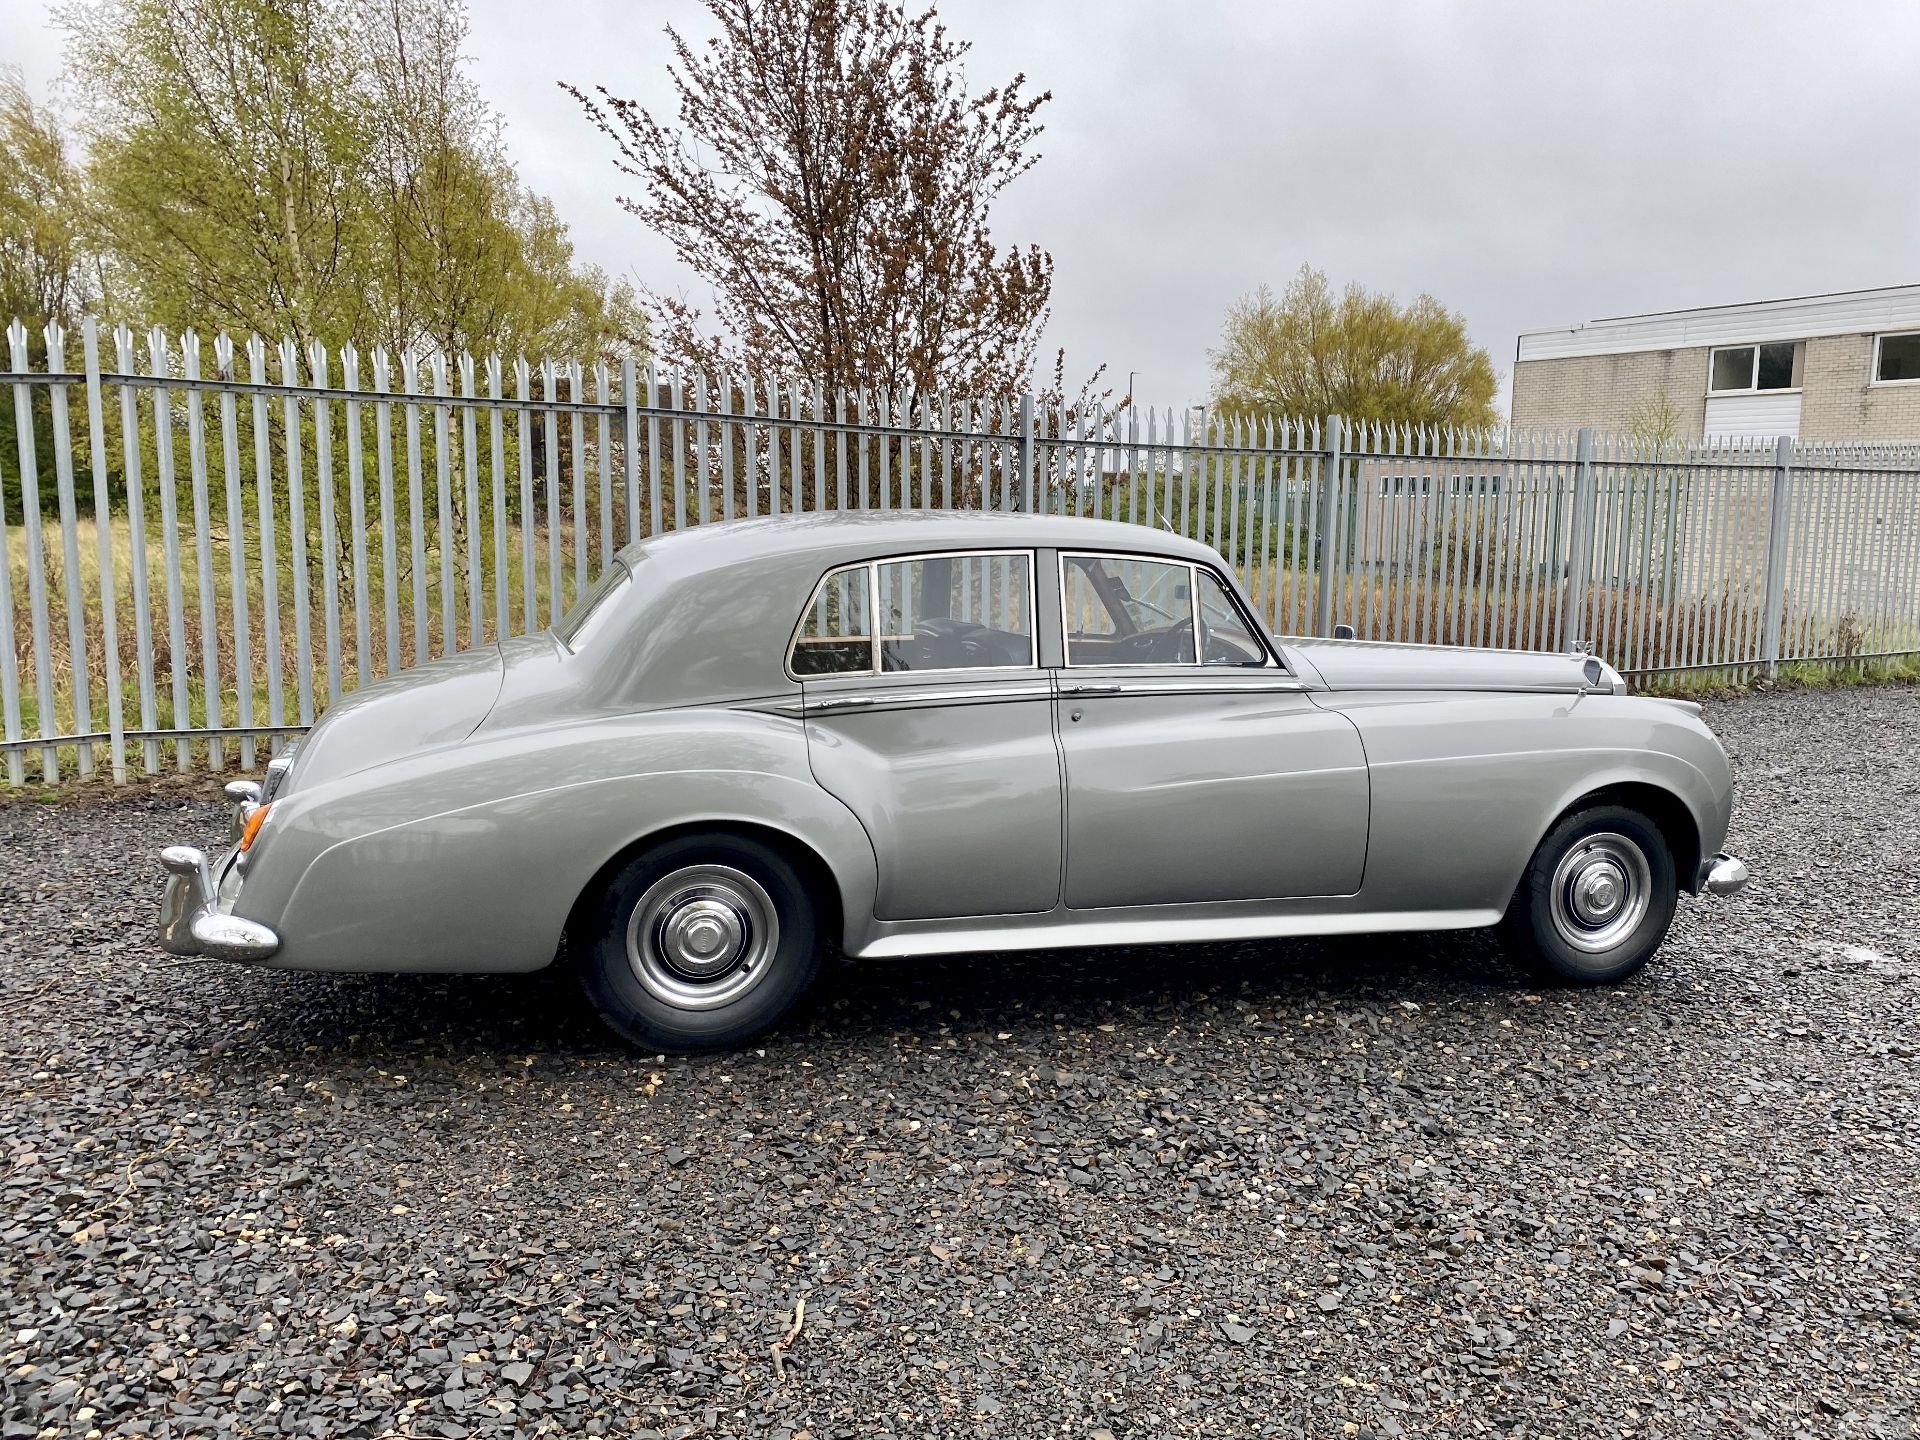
[238,803,272,852]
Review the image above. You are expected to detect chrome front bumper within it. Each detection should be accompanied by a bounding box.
[1700,852,1750,897]
[158,845,281,962]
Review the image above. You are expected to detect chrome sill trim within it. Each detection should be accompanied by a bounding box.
[853,906,1503,959]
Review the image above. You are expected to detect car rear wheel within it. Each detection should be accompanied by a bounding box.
[577,834,820,1051]
[1504,804,1677,985]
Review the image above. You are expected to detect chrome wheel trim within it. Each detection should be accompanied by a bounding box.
[625,864,780,1011]
[1547,831,1652,955]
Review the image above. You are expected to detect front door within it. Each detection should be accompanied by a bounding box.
[1055,553,1369,908]
[796,550,1062,921]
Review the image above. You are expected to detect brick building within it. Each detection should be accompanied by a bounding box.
[1510,284,1920,441]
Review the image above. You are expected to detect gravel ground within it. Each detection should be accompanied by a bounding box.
[3,684,1918,1440]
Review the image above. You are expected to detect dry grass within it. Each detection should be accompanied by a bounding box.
[1236,562,1909,681]
[4,514,586,781]
[6,517,1916,785]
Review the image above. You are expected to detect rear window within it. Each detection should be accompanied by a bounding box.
[788,551,1036,677]
[555,564,631,652]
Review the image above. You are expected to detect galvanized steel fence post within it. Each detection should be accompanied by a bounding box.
[1560,427,1597,652]
[1761,433,1795,678]
[1016,394,1035,512]
[1314,415,1343,635]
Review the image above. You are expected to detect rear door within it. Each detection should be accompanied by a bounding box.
[1054,552,1369,907]
[797,550,1064,921]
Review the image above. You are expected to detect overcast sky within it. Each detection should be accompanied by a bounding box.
[10,0,1920,410]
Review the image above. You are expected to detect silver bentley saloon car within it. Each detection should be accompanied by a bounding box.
[159,511,1749,1050]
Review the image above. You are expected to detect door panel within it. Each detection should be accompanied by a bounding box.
[805,678,1063,920]
[1056,675,1369,907]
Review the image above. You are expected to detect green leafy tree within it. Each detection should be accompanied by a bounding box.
[1210,264,1498,429]
[0,66,99,333]
[569,0,1052,398]
[1,67,104,519]
[60,0,643,360]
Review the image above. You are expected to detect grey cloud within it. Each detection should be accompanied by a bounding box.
[19,0,1919,412]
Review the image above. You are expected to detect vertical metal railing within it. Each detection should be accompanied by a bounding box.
[5,316,1920,783]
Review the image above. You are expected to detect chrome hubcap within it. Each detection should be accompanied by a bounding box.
[626,865,779,1010]
[1573,867,1623,923]
[1548,832,1652,954]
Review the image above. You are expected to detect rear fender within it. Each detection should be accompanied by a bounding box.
[241,710,877,972]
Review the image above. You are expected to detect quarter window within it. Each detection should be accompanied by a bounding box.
[1196,570,1266,667]
[790,564,873,675]
[1709,342,1800,394]
[1875,332,1920,383]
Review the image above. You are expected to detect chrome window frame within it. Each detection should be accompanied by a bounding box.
[784,548,1040,682]
[1056,550,1279,670]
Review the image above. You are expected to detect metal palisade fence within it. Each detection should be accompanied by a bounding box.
[5,316,1920,785]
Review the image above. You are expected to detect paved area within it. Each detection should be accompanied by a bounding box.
[2,684,1917,1438]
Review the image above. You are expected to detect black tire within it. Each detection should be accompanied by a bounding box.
[1503,804,1677,986]
[576,833,821,1051]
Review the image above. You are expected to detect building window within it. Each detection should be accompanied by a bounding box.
[1708,341,1800,394]
[1875,332,1920,384]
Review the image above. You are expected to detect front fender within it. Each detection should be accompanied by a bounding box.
[236,709,877,972]
[1323,691,1734,913]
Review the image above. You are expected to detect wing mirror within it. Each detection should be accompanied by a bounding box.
[1332,623,1356,641]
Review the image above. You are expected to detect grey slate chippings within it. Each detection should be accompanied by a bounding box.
[2,684,1918,1437]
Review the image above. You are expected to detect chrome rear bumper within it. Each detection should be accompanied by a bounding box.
[158,845,281,962]
[1700,852,1750,897]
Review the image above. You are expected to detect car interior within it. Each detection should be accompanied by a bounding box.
[1062,554,1266,666]
[791,550,1268,675]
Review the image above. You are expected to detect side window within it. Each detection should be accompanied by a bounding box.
[1061,554,1197,666]
[877,552,1034,671]
[790,564,873,676]
[1196,569,1268,666]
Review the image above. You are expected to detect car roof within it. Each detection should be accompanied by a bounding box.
[616,509,1224,574]
[576,510,1234,711]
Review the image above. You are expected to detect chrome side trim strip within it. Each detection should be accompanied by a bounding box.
[853,906,1504,959]
[1063,678,1310,698]
[802,682,1055,714]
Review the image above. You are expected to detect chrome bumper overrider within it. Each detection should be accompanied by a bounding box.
[158,845,281,961]
[1700,852,1750,897]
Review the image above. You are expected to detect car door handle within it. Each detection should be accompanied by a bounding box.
[810,695,875,710]
[1059,682,1121,696]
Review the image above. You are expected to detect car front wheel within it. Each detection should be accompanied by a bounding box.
[577,834,820,1051]
[1504,804,1677,985]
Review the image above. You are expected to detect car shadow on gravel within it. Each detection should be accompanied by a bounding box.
[189,927,1542,1066]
